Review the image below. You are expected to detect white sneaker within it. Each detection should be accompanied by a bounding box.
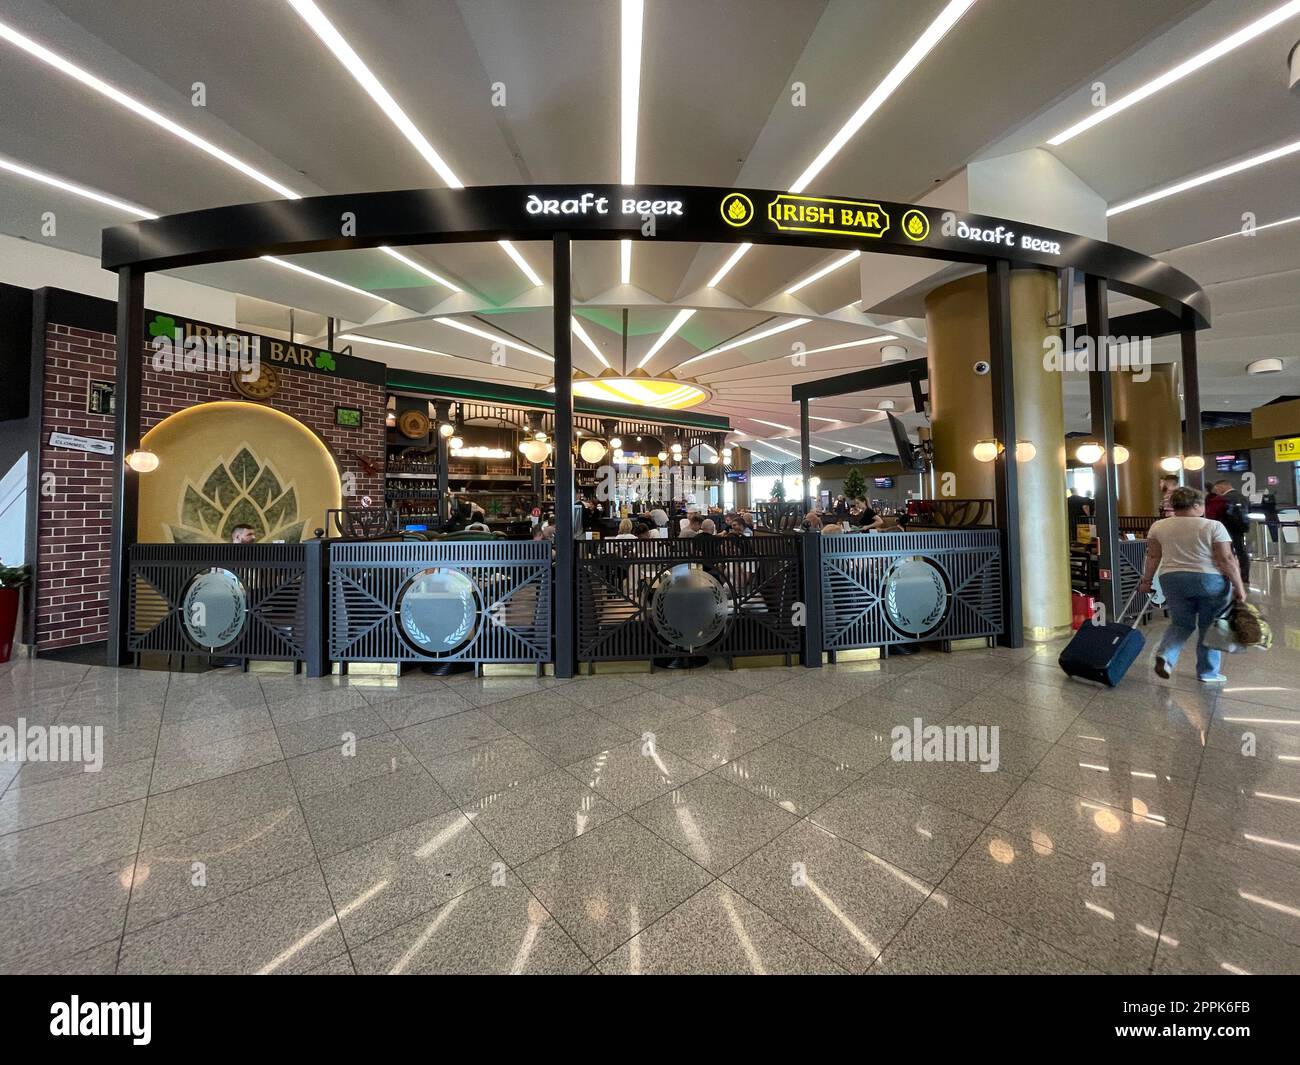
[1198,673,1227,684]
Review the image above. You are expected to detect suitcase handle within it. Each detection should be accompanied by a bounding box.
[1117,586,1155,626]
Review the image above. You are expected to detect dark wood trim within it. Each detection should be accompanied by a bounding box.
[1085,275,1121,622]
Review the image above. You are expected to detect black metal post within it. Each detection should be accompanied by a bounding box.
[1180,322,1203,491]
[107,267,144,666]
[553,234,575,678]
[1085,275,1121,621]
[986,261,1022,647]
[303,539,326,677]
[799,398,812,513]
[434,399,450,528]
[800,529,823,668]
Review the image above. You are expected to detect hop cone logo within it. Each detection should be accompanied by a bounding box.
[169,446,303,543]
[727,199,747,220]
[907,215,924,236]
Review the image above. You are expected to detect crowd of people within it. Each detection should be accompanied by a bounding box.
[801,495,885,535]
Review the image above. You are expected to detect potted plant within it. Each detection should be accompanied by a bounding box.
[843,467,867,501]
[0,564,30,664]
[770,480,785,503]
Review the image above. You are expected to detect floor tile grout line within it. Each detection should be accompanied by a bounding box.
[114,666,172,975]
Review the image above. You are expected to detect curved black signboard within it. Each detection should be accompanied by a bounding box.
[102,183,1207,328]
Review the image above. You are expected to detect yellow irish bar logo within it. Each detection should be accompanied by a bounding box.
[766,194,890,239]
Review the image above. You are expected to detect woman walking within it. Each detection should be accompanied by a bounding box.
[1138,486,1246,684]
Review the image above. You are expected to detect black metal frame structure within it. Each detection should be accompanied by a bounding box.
[101,182,1210,672]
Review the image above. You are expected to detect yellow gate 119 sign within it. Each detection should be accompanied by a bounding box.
[1274,436,1300,462]
[767,194,890,239]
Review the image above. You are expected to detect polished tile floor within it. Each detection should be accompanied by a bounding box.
[3,567,1300,975]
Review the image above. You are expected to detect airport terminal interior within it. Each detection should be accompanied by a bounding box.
[1,0,1299,977]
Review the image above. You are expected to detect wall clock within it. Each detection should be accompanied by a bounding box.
[397,409,430,439]
[230,362,280,401]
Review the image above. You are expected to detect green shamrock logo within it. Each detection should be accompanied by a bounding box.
[148,314,177,339]
[314,351,336,372]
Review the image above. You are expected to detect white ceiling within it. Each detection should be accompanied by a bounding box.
[0,0,1295,460]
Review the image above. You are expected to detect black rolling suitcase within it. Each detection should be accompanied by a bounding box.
[1058,588,1153,687]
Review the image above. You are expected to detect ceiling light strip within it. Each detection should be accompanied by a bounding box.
[571,317,610,368]
[379,247,461,292]
[637,309,697,368]
[678,317,812,368]
[1048,0,1300,146]
[620,1,644,286]
[1108,137,1300,216]
[0,18,301,200]
[497,239,544,286]
[789,0,979,192]
[260,256,388,302]
[433,316,553,362]
[0,154,157,218]
[709,0,977,288]
[784,250,861,295]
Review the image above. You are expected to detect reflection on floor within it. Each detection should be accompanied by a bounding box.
[3,566,1300,975]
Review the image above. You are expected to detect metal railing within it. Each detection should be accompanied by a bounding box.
[127,542,325,674]
[811,530,1003,653]
[575,536,803,665]
[328,540,551,668]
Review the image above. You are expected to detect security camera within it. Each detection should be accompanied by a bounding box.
[973,361,991,376]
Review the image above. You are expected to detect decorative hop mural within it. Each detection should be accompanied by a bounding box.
[169,446,303,544]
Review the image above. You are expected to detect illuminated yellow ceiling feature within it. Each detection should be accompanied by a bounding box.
[554,368,712,410]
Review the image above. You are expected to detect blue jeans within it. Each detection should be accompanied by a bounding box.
[1155,571,1231,679]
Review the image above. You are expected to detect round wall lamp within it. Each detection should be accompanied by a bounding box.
[657,450,668,462]
[1183,455,1206,471]
[721,447,733,463]
[1159,455,1184,473]
[438,422,455,439]
[449,434,464,450]
[1075,442,1104,465]
[579,438,608,464]
[1113,445,1130,464]
[1015,441,1036,462]
[608,435,622,450]
[125,449,159,473]
[972,440,1001,463]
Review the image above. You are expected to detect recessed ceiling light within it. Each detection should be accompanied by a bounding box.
[709,0,978,288]
[286,0,536,287]
[707,243,753,288]
[379,247,461,292]
[1108,137,1300,216]
[753,419,795,431]
[336,333,455,357]
[571,317,610,368]
[0,17,300,200]
[0,154,156,218]
[1048,0,1300,146]
[789,0,979,192]
[784,250,861,295]
[1247,358,1284,374]
[433,317,552,362]
[260,257,388,302]
[637,309,696,368]
[678,317,811,367]
[620,0,644,290]
[497,239,543,286]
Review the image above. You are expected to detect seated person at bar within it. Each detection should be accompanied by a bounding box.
[801,510,822,532]
[231,523,256,545]
[723,512,753,537]
[832,495,851,521]
[634,521,651,539]
[822,522,843,534]
[648,508,669,538]
[611,518,637,540]
[848,498,883,530]
[681,514,705,537]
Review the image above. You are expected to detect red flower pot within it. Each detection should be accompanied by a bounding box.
[0,587,19,664]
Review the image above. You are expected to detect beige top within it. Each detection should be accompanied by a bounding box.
[1147,515,1230,575]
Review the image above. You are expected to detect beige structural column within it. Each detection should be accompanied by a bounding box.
[1113,363,1181,516]
[925,270,1072,639]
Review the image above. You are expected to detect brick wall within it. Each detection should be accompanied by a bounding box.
[36,324,386,650]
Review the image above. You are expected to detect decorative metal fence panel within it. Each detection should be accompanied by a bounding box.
[575,536,802,662]
[1117,538,1149,613]
[127,543,324,672]
[816,530,1003,650]
[328,540,551,664]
